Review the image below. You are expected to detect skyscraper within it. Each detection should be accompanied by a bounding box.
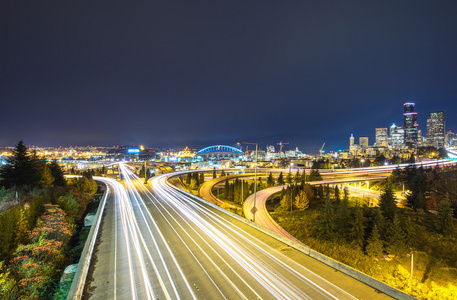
[403,102,419,147]
[389,123,405,149]
[359,137,369,149]
[375,128,388,146]
[427,111,445,148]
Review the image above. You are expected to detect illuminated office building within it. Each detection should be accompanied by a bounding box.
[427,111,445,148]
[403,102,419,147]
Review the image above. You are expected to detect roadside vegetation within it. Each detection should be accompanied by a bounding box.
[0,141,99,299]
[271,164,457,299]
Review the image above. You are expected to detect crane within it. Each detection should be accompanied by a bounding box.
[277,141,289,153]
[319,143,325,155]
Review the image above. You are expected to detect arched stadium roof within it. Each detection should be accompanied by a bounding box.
[197,145,243,155]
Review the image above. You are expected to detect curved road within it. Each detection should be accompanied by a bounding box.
[87,163,392,299]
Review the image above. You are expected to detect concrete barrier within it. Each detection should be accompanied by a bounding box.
[67,180,110,300]
[167,179,416,300]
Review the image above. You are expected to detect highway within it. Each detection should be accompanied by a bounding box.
[87,163,392,299]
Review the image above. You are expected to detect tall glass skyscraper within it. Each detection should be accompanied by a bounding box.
[427,111,445,148]
[403,102,419,147]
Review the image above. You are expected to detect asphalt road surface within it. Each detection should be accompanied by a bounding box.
[88,163,392,300]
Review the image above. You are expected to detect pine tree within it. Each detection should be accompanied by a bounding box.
[294,169,300,184]
[0,141,40,189]
[379,182,397,220]
[267,172,274,186]
[317,195,335,239]
[386,214,407,256]
[15,209,29,245]
[366,225,383,256]
[199,172,204,185]
[334,185,340,203]
[336,195,351,236]
[286,171,293,184]
[351,206,365,248]
[294,190,309,210]
[277,172,285,185]
[220,170,226,177]
[39,164,54,188]
[438,197,455,237]
[49,161,66,187]
[212,168,217,179]
[224,178,229,197]
[186,172,191,184]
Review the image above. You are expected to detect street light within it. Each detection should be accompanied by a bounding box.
[238,142,258,223]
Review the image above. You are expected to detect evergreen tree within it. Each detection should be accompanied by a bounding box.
[267,172,274,186]
[294,190,309,210]
[309,163,323,181]
[317,185,324,199]
[324,184,330,198]
[366,225,383,256]
[277,172,285,185]
[351,205,365,248]
[39,164,54,188]
[212,168,217,179]
[403,216,417,248]
[317,195,335,239]
[15,209,29,245]
[334,185,340,203]
[49,161,66,187]
[228,183,235,202]
[199,172,204,185]
[294,169,300,184]
[224,178,229,197]
[438,197,455,237]
[286,171,293,184]
[220,170,226,177]
[0,141,40,189]
[379,182,397,220]
[386,214,407,256]
[186,172,191,185]
[336,195,351,236]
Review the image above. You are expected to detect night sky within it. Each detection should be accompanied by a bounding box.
[2,1,457,152]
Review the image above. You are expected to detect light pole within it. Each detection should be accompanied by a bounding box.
[238,142,258,223]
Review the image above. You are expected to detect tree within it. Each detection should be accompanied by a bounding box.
[49,161,66,187]
[75,177,97,195]
[220,170,226,177]
[309,164,322,181]
[199,172,204,185]
[39,164,54,188]
[189,178,198,190]
[316,195,335,239]
[438,197,455,237]
[280,193,290,211]
[336,195,351,236]
[15,209,29,245]
[294,169,300,184]
[351,205,365,248]
[0,141,40,189]
[379,182,397,220]
[267,172,274,187]
[286,171,293,184]
[294,190,309,210]
[334,185,340,203]
[186,172,191,185]
[212,168,217,179]
[386,214,407,256]
[277,172,285,185]
[366,225,383,256]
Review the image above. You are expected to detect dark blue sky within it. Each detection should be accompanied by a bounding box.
[1,1,457,152]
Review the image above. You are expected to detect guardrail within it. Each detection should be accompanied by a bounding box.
[166,174,415,300]
[67,179,110,300]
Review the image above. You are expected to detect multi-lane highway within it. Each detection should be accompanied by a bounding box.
[87,163,392,299]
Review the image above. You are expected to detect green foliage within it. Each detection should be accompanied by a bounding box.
[334,186,340,203]
[39,164,54,188]
[366,225,383,256]
[267,172,274,187]
[336,196,351,237]
[316,195,335,240]
[212,168,216,179]
[351,206,365,248]
[294,190,309,211]
[72,177,97,196]
[280,193,290,211]
[438,198,455,237]
[286,172,293,184]
[277,172,285,185]
[49,162,66,187]
[189,178,198,190]
[385,214,407,256]
[308,164,322,181]
[379,182,397,220]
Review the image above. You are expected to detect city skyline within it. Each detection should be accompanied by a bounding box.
[2,1,457,151]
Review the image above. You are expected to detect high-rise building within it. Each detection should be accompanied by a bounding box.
[359,137,369,149]
[403,102,419,147]
[350,134,354,147]
[445,129,455,148]
[375,128,388,146]
[426,111,445,148]
[389,123,405,149]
